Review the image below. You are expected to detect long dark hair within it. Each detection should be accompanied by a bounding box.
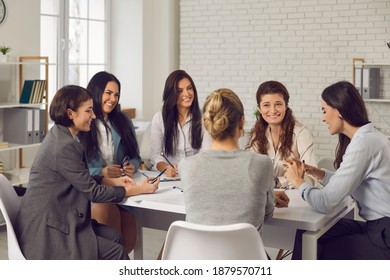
[247,81,295,159]
[79,71,140,161]
[162,70,203,156]
[322,81,369,169]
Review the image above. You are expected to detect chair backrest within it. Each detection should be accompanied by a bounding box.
[161,221,268,260]
[317,156,336,171]
[0,174,26,260]
[139,123,152,169]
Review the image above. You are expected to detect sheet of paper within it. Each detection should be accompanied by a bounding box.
[138,170,180,182]
[129,184,183,202]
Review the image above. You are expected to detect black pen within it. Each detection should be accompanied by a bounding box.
[150,168,167,184]
[121,156,130,168]
[160,151,174,168]
[121,156,131,176]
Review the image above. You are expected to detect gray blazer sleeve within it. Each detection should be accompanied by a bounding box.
[57,138,125,203]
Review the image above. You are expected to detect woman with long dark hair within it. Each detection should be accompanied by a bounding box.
[79,71,153,254]
[151,70,205,177]
[80,71,140,177]
[285,81,390,259]
[246,80,317,188]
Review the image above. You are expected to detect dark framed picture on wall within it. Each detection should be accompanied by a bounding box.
[0,0,6,25]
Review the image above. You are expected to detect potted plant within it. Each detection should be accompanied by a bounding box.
[0,43,11,62]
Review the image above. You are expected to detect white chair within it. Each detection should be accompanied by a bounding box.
[161,221,268,260]
[0,174,26,260]
[317,156,336,171]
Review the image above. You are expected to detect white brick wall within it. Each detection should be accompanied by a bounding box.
[179,0,390,158]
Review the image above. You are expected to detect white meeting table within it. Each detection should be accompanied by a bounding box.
[121,171,355,260]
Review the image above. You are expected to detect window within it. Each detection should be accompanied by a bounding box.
[41,0,109,102]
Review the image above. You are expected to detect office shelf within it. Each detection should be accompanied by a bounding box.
[0,102,45,109]
[354,62,390,67]
[0,56,49,187]
[363,99,390,103]
[0,143,41,152]
[352,58,390,141]
[352,57,390,102]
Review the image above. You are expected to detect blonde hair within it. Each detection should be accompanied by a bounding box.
[203,88,244,140]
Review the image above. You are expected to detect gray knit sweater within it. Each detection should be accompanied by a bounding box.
[178,149,274,236]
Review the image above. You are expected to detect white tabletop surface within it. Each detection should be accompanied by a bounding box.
[122,171,353,232]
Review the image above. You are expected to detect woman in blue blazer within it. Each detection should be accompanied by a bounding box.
[79,71,142,254]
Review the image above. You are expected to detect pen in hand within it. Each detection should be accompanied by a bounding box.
[121,156,130,176]
[122,156,130,167]
[160,151,174,168]
[150,168,167,184]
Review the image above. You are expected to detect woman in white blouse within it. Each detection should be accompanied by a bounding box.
[151,70,208,177]
[246,80,317,188]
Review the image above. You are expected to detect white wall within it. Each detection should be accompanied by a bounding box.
[2,0,389,158]
[111,0,179,121]
[1,0,179,122]
[1,0,179,167]
[0,0,41,108]
[179,0,390,157]
[110,0,143,117]
[0,0,40,58]
[0,0,41,167]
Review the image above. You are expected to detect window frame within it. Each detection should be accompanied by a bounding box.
[40,0,110,90]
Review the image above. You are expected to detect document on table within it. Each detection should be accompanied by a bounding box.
[129,184,183,202]
[138,170,180,182]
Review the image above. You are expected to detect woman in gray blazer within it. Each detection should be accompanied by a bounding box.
[15,85,159,260]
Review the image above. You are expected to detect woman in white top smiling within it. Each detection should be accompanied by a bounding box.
[285,81,390,259]
[151,70,209,177]
[246,81,317,188]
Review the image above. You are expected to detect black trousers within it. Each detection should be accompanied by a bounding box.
[292,217,390,260]
[92,220,130,260]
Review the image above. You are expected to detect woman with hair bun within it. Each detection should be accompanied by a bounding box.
[179,88,290,241]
